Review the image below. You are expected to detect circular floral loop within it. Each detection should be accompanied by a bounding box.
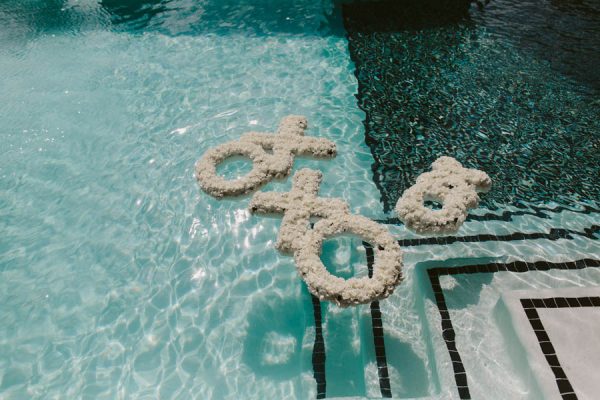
[249,168,403,307]
[196,141,272,198]
[195,116,336,198]
[295,214,403,307]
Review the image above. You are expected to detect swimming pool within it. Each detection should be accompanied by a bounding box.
[1,0,598,398]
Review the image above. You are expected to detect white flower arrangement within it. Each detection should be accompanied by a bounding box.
[195,116,336,197]
[394,156,491,234]
[250,168,403,307]
[195,117,401,306]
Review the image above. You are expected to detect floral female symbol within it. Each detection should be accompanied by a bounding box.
[395,156,492,234]
[195,116,336,197]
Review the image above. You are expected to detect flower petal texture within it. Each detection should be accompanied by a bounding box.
[196,116,336,197]
[395,156,492,234]
[250,168,403,307]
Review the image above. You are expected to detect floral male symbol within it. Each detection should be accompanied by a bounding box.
[250,168,403,307]
[196,116,336,197]
[395,156,492,234]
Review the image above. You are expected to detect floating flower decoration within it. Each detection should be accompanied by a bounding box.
[195,116,403,307]
[195,116,336,197]
[395,156,491,234]
[250,168,403,306]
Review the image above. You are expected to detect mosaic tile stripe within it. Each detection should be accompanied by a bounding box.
[520,296,600,399]
[427,258,600,399]
[464,204,600,223]
[378,202,600,224]
[367,223,600,247]
[311,294,327,399]
[392,225,600,248]
[366,244,392,398]
[309,243,392,399]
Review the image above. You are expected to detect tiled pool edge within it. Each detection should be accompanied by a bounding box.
[366,244,393,398]
[390,224,600,248]
[427,259,600,399]
[312,294,327,398]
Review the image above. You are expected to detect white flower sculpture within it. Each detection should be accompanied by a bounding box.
[195,116,404,307]
[395,156,492,234]
[250,169,403,307]
[195,116,336,197]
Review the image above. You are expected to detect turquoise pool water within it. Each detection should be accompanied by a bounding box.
[1,1,599,399]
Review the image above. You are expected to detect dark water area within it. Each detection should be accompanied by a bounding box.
[0,0,335,38]
[343,0,600,212]
[470,0,600,92]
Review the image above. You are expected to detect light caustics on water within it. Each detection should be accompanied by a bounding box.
[3,0,394,397]
[2,0,600,398]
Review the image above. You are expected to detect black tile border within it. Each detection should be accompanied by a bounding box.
[312,294,327,399]
[377,203,600,224]
[521,296,600,399]
[310,242,392,399]
[387,225,599,248]
[427,258,600,399]
[366,243,393,398]
[309,222,327,399]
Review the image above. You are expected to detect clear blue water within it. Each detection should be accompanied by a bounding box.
[1,0,599,399]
